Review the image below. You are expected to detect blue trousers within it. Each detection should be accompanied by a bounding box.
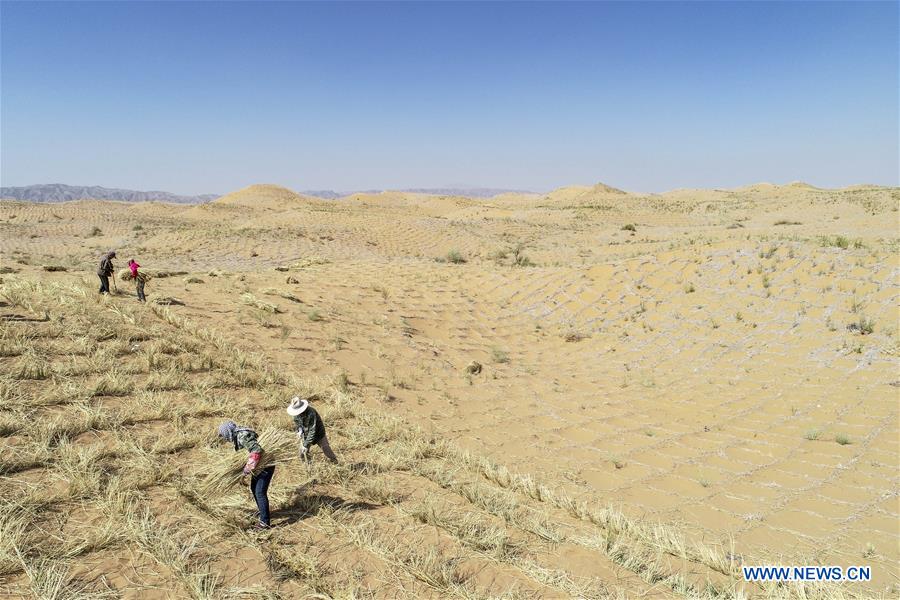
[98,275,110,294]
[251,465,275,526]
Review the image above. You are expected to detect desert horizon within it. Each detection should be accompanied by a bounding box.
[2,179,897,205]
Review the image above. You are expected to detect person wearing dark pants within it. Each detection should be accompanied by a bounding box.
[97,250,116,295]
[251,465,275,526]
[128,259,146,302]
[217,420,274,529]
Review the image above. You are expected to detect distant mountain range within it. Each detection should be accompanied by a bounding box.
[0,184,220,204]
[1,183,534,204]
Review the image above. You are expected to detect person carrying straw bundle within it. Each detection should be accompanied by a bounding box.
[127,259,148,302]
[216,421,275,529]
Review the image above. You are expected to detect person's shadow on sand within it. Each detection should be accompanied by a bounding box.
[272,491,379,526]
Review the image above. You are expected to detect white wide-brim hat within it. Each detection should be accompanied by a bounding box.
[286,396,309,416]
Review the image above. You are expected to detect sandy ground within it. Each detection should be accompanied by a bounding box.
[1,182,898,597]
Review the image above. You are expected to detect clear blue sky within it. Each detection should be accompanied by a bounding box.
[1,1,897,194]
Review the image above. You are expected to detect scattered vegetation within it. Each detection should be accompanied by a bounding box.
[564,330,589,343]
[441,250,467,264]
[512,248,535,267]
[491,348,510,364]
[848,315,875,335]
[818,235,864,250]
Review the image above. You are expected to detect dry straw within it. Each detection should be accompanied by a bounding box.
[198,427,298,497]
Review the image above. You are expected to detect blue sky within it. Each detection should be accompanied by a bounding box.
[1,1,897,194]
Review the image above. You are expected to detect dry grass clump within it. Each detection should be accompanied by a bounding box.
[319,511,476,597]
[0,506,34,575]
[437,249,467,264]
[241,292,281,313]
[11,349,50,380]
[407,499,523,560]
[260,287,302,303]
[91,369,134,396]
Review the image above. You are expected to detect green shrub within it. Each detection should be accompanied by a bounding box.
[444,250,466,264]
[834,433,851,445]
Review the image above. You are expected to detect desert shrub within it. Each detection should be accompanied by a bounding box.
[773,220,801,226]
[307,309,323,322]
[88,226,103,237]
[819,235,850,249]
[564,331,588,342]
[511,245,534,267]
[487,248,508,263]
[491,348,510,364]
[444,250,466,264]
[621,223,636,232]
[513,253,535,267]
[834,433,851,445]
[848,316,875,335]
[132,224,143,231]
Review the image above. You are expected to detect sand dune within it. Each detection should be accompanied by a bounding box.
[1,182,897,598]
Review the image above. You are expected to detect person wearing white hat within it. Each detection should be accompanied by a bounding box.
[286,397,338,463]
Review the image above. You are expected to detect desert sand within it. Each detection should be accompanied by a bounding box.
[0,182,897,598]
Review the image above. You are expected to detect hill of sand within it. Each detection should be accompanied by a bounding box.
[0,182,898,598]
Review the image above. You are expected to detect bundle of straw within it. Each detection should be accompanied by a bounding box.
[118,268,134,281]
[198,427,298,497]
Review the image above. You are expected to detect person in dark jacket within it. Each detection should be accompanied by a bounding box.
[217,421,274,529]
[286,397,338,463]
[97,250,116,294]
